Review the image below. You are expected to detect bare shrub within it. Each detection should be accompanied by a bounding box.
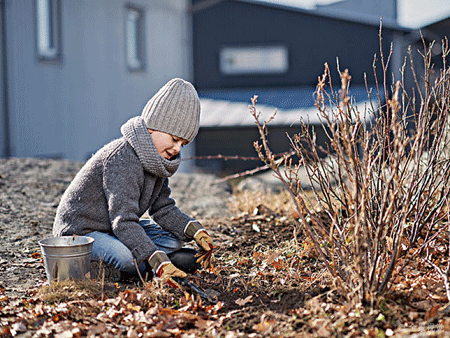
[250,33,450,304]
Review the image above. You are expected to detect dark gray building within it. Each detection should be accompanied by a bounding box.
[192,0,407,89]
[408,15,450,87]
[191,0,409,173]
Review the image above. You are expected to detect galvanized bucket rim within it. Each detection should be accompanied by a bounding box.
[39,235,95,248]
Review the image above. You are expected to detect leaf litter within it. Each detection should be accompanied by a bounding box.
[2,159,450,337]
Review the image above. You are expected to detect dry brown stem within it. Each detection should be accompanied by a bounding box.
[249,31,450,305]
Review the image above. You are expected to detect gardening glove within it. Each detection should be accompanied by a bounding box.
[195,245,213,269]
[185,221,214,269]
[148,251,187,289]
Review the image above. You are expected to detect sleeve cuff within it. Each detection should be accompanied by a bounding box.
[184,220,204,239]
[148,250,170,272]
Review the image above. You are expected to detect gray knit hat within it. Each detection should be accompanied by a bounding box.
[141,78,201,143]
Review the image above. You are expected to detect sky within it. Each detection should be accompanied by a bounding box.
[252,0,450,28]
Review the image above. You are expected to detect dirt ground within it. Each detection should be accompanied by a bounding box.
[2,158,450,337]
[0,158,308,337]
[0,158,84,294]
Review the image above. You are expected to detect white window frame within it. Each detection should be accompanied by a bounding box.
[220,45,289,76]
[35,0,61,62]
[125,5,145,72]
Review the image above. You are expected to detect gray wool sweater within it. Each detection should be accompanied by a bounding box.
[53,116,194,263]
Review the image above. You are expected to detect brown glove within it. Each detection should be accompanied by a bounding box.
[194,230,214,252]
[194,230,214,269]
[185,221,214,269]
[148,251,187,289]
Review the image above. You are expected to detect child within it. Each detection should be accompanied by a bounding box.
[53,78,213,287]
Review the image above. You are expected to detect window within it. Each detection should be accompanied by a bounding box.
[35,0,61,62]
[125,5,145,71]
[220,45,289,75]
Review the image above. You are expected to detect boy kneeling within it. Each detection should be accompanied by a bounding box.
[53,78,213,287]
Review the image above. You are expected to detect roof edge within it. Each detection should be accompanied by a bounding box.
[235,0,411,32]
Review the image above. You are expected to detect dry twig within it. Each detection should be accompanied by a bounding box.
[249,29,450,304]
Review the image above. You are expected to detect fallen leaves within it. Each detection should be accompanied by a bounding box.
[252,314,276,333]
[2,208,450,337]
[235,295,253,306]
[0,279,227,338]
[31,252,42,259]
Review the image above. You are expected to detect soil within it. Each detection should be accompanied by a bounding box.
[0,158,314,336]
[2,158,450,337]
[0,158,84,294]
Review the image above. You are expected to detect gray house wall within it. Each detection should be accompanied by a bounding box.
[0,1,7,158]
[2,0,193,162]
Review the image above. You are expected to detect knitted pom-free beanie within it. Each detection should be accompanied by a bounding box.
[141,78,201,143]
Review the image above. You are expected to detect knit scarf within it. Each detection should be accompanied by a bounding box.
[120,116,180,177]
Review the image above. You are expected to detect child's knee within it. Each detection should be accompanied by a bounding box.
[168,248,199,274]
[118,259,145,274]
[166,237,184,251]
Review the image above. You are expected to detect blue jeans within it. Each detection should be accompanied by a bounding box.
[86,219,184,274]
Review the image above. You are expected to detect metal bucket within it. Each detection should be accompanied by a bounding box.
[39,236,95,283]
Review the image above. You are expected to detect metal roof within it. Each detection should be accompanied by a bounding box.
[192,0,410,31]
[198,86,381,127]
[235,0,409,31]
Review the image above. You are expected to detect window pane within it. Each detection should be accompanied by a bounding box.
[220,45,289,75]
[126,10,141,69]
[125,7,144,71]
[36,0,59,60]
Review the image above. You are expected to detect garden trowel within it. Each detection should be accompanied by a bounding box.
[172,277,218,304]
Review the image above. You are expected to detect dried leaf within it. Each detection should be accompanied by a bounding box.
[272,260,284,270]
[267,252,280,264]
[127,303,141,312]
[235,295,253,306]
[425,305,440,320]
[253,319,274,332]
[31,252,42,259]
[54,330,74,338]
[252,223,261,232]
[11,320,27,334]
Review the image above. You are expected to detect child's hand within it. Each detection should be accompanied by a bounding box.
[195,249,213,269]
[157,262,187,289]
[184,222,214,268]
[194,230,213,252]
[194,230,213,269]
[148,251,187,289]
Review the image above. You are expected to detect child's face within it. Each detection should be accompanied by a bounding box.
[148,129,188,160]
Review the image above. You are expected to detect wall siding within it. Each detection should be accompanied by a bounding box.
[4,0,191,161]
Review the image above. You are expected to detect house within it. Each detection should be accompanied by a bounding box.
[0,0,196,171]
[3,0,444,176]
[191,0,409,173]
